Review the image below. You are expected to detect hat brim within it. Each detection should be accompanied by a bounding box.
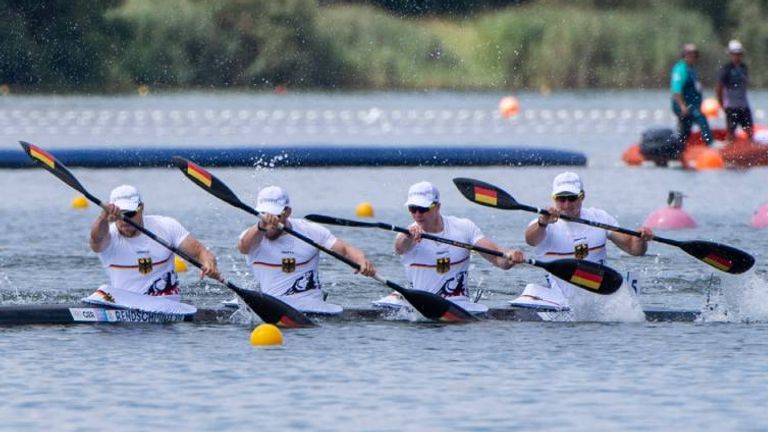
[404,197,434,208]
[256,204,286,215]
[112,199,140,212]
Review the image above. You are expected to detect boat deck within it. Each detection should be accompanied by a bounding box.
[0,304,702,325]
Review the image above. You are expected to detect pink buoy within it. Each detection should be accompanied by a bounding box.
[643,191,697,230]
[752,203,768,229]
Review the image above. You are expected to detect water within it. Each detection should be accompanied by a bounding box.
[1,91,767,430]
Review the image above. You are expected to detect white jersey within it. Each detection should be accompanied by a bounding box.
[399,216,484,298]
[241,218,336,298]
[97,215,189,296]
[529,207,617,298]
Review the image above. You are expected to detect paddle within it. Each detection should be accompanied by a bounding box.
[453,177,755,275]
[172,156,477,323]
[19,141,315,328]
[304,214,623,295]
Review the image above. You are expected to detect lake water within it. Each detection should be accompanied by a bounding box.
[1,91,767,431]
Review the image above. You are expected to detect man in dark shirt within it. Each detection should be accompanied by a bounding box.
[716,40,753,143]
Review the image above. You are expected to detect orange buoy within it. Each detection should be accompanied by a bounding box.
[701,98,720,119]
[693,149,724,170]
[498,96,520,118]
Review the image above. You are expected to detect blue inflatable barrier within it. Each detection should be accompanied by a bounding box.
[0,146,586,168]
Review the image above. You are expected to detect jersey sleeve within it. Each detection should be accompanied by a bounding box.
[304,220,337,249]
[670,62,687,94]
[462,218,485,245]
[163,217,190,248]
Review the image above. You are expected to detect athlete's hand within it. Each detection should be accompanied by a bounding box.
[259,213,281,232]
[538,207,560,225]
[499,249,525,269]
[638,226,654,242]
[408,223,424,242]
[101,203,122,223]
[199,256,220,281]
[357,259,376,277]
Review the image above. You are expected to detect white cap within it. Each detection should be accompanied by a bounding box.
[256,186,290,215]
[404,181,440,207]
[552,172,583,196]
[109,185,142,211]
[728,40,744,53]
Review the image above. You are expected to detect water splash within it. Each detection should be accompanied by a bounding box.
[569,284,646,322]
[703,273,768,323]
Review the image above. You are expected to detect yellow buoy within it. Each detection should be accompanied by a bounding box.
[0,84,9,96]
[498,96,520,118]
[355,201,374,218]
[250,323,283,346]
[701,98,720,119]
[174,256,188,272]
[71,195,88,209]
[137,84,150,97]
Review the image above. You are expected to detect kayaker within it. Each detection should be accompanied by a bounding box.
[517,172,653,310]
[717,40,753,143]
[87,184,220,309]
[671,43,714,146]
[374,181,524,313]
[238,185,376,315]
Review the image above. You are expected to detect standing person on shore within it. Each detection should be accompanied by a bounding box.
[514,172,653,311]
[374,181,524,314]
[717,40,753,143]
[87,185,220,312]
[671,43,714,146]
[237,186,376,315]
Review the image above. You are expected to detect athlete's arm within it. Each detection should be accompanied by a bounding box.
[238,213,279,254]
[525,207,558,246]
[90,203,120,252]
[608,227,653,256]
[475,237,523,269]
[394,223,423,255]
[179,235,220,280]
[331,239,376,276]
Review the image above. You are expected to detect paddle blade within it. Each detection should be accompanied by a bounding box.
[535,259,623,295]
[452,177,520,210]
[381,278,477,322]
[20,141,97,203]
[173,156,251,212]
[679,240,755,274]
[230,285,315,328]
[404,289,478,322]
[305,214,377,228]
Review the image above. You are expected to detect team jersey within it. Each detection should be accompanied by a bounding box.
[719,62,749,108]
[529,207,618,298]
[670,59,702,108]
[97,215,189,295]
[399,216,484,297]
[240,218,336,298]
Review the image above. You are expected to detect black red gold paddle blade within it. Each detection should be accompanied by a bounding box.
[531,259,623,295]
[679,241,755,275]
[173,156,249,211]
[230,285,315,328]
[384,282,478,322]
[20,141,100,204]
[452,177,520,210]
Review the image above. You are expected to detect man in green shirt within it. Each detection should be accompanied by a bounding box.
[670,43,713,146]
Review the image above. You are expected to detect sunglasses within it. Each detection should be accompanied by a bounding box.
[408,204,435,214]
[121,210,139,218]
[554,194,581,203]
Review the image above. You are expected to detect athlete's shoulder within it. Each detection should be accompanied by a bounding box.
[581,207,616,224]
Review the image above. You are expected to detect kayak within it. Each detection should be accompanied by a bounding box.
[0,303,701,325]
[622,125,768,169]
